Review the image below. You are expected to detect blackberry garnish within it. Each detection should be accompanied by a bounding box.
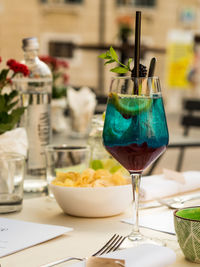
[132,64,147,77]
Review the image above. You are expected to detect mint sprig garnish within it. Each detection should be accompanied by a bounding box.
[99,46,147,77]
[99,47,132,74]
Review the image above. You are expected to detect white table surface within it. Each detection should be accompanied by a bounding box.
[0,196,195,267]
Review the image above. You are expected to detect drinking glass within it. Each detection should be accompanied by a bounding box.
[45,145,90,197]
[0,152,25,213]
[103,76,169,247]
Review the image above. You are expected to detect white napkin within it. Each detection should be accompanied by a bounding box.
[70,244,176,267]
[52,98,67,132]
[0,127,28,157]
[140,170,200,201]
[67,87,96,134]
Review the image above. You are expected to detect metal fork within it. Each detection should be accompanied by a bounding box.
[40,234,126,267]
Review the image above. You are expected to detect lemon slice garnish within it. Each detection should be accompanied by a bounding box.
[110,92,152,116]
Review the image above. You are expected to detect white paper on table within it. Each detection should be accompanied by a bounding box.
[0,218,73,257]
[70,244,176,267]
[122,210,175,235]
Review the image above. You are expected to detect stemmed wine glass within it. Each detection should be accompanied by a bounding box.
[103,76,169,247]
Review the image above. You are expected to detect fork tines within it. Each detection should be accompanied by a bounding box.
[92,234,126,256]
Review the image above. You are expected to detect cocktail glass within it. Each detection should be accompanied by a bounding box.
[103,76,169,247]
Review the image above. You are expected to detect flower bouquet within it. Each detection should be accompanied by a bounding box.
[39,55,69,99]
[0,58,29,156]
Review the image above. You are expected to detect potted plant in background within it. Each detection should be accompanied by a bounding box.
[117,15,133,43]
[0,58,29,156]
[39,55,69,133]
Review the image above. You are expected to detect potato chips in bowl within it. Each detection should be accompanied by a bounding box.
[52,168,129,187]
[50,168,132,217]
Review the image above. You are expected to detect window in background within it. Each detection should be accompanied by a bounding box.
[39,0,83,4]
[64,0,83,3]
[116,0,156,8]
[40,33,82,66]
[49,41,74,58]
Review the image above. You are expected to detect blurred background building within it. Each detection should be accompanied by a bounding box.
[1,0,200,172]
[1,0,200,104]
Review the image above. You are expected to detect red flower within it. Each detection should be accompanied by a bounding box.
[7,59,16,68]
[63,73,69,85]
[60,60,69,68]
[63,74,69,84]
[0,57,30,92]
[18,63,29,76]
[117,15,133,26]
[40,55,69,70]
[6,59,29,76]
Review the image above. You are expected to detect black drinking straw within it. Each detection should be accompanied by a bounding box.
[133,11,141,78]
[132,11,141,94]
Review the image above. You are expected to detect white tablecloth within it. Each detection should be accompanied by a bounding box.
[0,196,195,267]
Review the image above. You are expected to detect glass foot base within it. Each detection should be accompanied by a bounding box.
[120,234,166,249]
[24,179,47,193]
[0,204,22,214]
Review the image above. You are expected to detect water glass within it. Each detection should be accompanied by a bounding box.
[0,153,25,213]
[45,145,90,196]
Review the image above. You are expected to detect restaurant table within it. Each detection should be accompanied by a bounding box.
[0,196,196,267]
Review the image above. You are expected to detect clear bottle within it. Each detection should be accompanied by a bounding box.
[87,114,109,167]
[14,37,52,193]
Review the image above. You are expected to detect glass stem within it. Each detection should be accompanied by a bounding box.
[129,172,142,241]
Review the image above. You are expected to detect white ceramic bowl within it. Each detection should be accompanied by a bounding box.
[50,183,132,217]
